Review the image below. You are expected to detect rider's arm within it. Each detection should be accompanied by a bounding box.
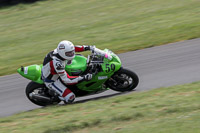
[52,59,83,85]
[58,71,83,85]
[75,45,91,52]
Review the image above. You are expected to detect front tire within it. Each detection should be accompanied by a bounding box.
[106,68,139,92]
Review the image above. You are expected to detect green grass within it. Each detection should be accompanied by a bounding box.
[0,0,200,76]
[1,82,200,133]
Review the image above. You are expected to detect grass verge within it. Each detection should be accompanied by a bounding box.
[0,0,200,75]
[0,81,200,133]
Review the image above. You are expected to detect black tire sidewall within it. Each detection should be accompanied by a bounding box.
[107,68,139,92]
[26,81,54,106]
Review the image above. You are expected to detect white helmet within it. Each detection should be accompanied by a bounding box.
[56,40,75,60]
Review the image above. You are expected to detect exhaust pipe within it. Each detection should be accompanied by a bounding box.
[29,93,51,103]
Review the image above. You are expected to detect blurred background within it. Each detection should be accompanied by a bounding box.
[0,0,199,76]
[0,1,200,133]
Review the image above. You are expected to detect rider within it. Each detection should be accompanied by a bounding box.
[42,40,93,103]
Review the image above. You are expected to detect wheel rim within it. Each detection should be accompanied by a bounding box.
[29,87,46,101]
[108,73,134,90]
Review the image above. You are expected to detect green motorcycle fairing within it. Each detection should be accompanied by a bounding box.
[17,49,121,92]
[76,49,121,92]
[17,64,43,84]
[17,55,87,84]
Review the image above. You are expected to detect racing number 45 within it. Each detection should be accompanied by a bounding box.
[106,64,115,73]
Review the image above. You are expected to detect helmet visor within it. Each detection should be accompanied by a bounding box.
[65,50,75,57]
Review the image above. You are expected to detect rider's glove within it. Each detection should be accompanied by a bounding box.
[84,45,95,51]
[82,73,93,81]
[84,45,91,51]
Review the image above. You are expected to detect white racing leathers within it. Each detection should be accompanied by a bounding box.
[42,48,85,103]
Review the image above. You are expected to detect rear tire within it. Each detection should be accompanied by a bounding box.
[26,81,61,106]
[106,68,139,92]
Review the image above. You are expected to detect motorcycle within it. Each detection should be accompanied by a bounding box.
[17,47,139,106]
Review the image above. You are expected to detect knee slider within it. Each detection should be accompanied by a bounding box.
[64,92,75,103]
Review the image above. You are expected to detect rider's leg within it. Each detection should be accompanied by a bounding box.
[44,79,75,103]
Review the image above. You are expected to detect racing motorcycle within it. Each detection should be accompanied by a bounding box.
[17,47,139,106]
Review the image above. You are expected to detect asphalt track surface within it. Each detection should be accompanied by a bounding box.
[0,38,200,117]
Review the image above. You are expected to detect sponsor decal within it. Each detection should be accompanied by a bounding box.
[98,76,108,80]
[56,62,64,70]
[24,67,28,74]
[59,44,65,50]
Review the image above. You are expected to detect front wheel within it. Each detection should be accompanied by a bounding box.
[106,68,139,92]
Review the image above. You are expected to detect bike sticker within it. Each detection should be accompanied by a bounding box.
[98,76,108,80]
[111,64,115,71]
[105,64,115,73]
[24,67,28,74]
[106,64,110,73]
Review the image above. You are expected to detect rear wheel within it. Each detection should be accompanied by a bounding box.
[106,68,139,92]
[26,81,61,106]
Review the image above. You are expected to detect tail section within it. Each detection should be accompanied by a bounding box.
[17,64,44,84]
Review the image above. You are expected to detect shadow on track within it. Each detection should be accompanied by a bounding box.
[63,90,136,105]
